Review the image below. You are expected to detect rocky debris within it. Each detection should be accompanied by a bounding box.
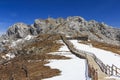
[0,43,6,52]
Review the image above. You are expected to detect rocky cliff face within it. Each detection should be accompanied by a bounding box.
[1,16,120,46]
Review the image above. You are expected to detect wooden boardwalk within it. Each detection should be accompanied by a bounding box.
[86,54,107,80]
[60,35,118,80]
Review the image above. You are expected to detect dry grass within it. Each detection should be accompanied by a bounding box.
[0,54,62,80]
[0,34,70,80]
[24,34,62,54]
[79,40,120,55]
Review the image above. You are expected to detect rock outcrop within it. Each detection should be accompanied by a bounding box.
[0,16,120,46]
[6,23,30,39]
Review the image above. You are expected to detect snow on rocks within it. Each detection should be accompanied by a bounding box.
[11,35,34,47]
[24,35,34,40]
[11,39,23,47]
[1,53,15,60]
[6,53,15,59]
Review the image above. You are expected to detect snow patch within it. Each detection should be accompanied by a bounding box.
[58,45,69,52]
[43,40,90,80]
[6,53,15,60]
[24,35,33,40]
[11,39,23,47]
[11,35,34,47]
[1,53,15,60]
[70,40,120,68]
[105,76,120,80]
[44,54,87,80]
[57,40,70,52]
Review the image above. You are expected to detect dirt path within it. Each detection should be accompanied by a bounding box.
[60,35,116,80]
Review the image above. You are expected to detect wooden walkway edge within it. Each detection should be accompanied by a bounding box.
[60,35,117,80]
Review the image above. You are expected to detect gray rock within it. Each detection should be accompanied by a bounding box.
[29,26,38,35]
[1,16,120,46]
[0,44,6,52]
[6,23,30,39]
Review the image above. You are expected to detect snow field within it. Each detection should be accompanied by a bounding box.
[70,40,120,67]
[43,40,89,80]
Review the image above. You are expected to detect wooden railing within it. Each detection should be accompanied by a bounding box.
[60,35,120,78]
[60,35,86,59]
[61,35,98,79]
[103,64,120,77]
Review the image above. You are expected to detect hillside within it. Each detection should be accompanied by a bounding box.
[0,16,120,80]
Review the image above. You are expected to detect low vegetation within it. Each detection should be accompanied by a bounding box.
[0,34,70,80]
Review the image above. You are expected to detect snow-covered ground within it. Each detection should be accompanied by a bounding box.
[43,41,89,80]
[70,40,120,79]
[70,40,120,68]
[43,39,120,80]
[11,35,34,47]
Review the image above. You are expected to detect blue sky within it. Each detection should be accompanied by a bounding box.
[0,0,120,34]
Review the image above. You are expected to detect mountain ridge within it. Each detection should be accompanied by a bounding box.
[0,16,120,46]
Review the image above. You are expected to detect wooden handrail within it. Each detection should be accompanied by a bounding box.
[103,64,120,76]
[60,35,120,78]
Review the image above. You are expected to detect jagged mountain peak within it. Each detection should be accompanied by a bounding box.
[66,16,86,22]
[8,23,28,29]
[6,23,29,39]
[0,16,120,46]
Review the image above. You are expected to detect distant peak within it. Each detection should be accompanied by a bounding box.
[67,16,86,22]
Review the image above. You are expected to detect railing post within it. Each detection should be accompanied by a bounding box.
[108,66,110,76]
[95,69,98,80]
[116,66,117,75]
[106,65,108,75]
[111,64,114,75]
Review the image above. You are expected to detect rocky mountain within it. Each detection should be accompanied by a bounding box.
[0,16,120,45]
[0,16,120,54]
[0,16,120,79]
